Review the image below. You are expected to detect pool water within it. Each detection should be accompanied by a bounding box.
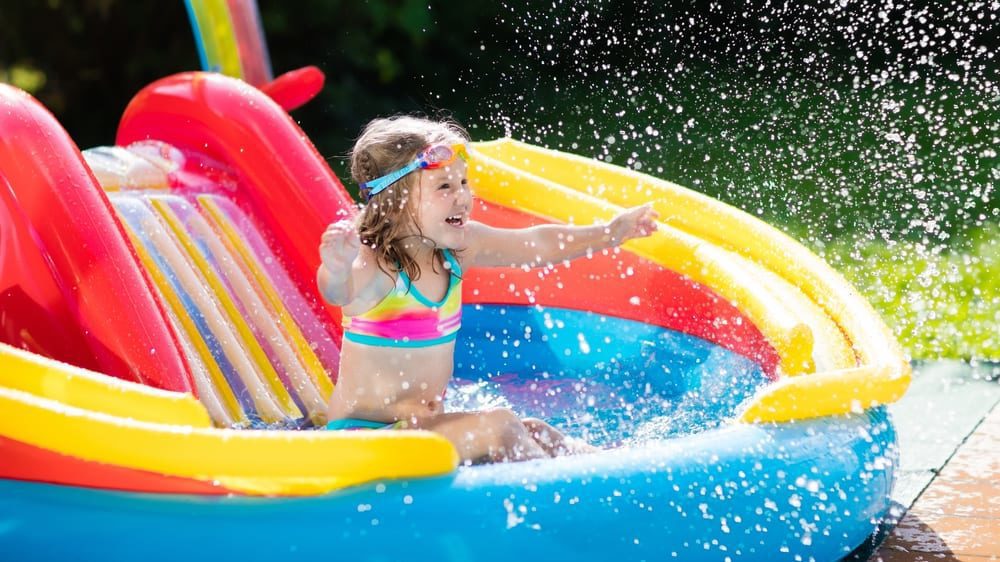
[451,305,770,447]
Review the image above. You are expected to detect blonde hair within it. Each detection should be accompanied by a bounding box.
[349,115,470,281]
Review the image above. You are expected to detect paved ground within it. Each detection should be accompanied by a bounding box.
[864,361,999,561]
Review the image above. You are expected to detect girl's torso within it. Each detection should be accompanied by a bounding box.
[329,339,455,422]
[329,250,462,423]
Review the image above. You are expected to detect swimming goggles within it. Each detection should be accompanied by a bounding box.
[361,143,469,201]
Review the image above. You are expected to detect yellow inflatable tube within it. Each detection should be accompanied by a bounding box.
[471,140,910,422]
[0,343,211,427]
[0,383,459,496]
[0,342,459,495]
[738,364,907,422]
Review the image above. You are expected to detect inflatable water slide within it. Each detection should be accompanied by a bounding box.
[0,2,910,560]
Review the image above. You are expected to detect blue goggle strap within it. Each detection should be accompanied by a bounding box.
[361,159,423,200]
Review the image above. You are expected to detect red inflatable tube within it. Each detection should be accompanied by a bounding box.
[0,435,233,495]
[467,200,780,377]
[261,66,325,112]
[0,84,192,391]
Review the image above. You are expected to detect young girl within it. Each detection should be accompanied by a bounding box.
[318,115,658,464]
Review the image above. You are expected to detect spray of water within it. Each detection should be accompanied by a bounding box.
[430,0,997,361]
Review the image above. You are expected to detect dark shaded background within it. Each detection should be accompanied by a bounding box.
[1,0,996,244]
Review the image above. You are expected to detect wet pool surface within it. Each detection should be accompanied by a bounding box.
[850,361,1000,561]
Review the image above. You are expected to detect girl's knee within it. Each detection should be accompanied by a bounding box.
[521,417,547,431]
[483,408,522,429]
[480,409,534,459]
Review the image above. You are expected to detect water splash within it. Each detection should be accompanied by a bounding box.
[437,0,998,360]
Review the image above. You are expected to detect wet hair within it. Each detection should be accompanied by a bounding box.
[349,115,470,282]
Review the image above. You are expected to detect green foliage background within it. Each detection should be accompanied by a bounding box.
[1,0,996,360]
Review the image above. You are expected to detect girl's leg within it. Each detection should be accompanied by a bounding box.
[522,417,600,457]
[413,408,550,464]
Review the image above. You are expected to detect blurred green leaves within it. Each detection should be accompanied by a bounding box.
[827,223,999,361]
[0,63,46,93]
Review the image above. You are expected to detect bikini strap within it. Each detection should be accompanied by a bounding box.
[442,249,462,277]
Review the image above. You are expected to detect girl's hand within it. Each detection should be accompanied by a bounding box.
[320,219,362,273]
[608,204,659,245]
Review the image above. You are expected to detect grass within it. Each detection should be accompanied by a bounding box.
[821,223,999,361]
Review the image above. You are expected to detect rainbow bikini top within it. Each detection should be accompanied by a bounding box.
[342,250,463,348]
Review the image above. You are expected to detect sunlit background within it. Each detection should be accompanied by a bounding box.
[1,0,996,362]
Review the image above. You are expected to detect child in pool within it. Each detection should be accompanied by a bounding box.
[318,115,658,464]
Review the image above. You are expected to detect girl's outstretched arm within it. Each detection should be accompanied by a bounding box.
[463,204,658,268]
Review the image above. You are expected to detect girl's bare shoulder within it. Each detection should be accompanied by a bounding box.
[342,245,396,315]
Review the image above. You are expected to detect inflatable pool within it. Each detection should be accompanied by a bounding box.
[0,3,910,560]
[0,69,908,560]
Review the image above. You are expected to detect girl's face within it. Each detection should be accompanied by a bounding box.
[411,159,472,249]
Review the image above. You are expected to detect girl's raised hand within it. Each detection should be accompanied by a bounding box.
[608,204,659,245]
[320,219,362,273]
